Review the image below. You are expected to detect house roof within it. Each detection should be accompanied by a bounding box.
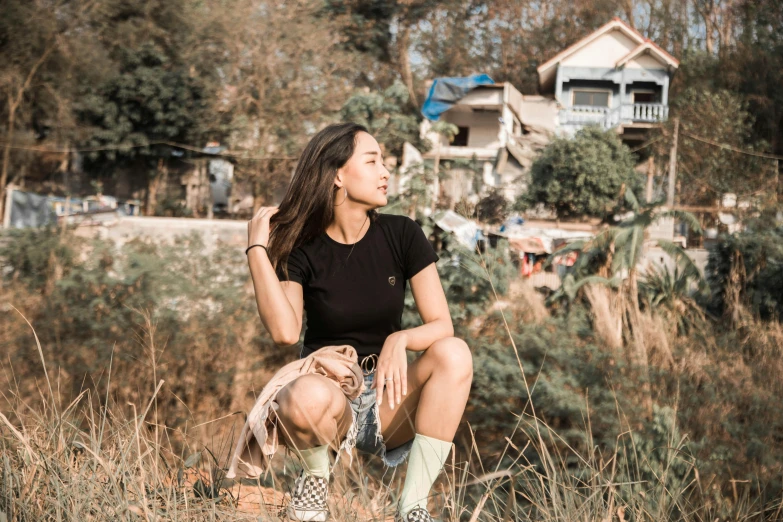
[615,41,679,69]
[537,18,679,90]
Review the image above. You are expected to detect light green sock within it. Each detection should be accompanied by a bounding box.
[398,433,452,516]
[296,444,331,479]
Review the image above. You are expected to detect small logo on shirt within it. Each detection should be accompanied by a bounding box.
[388,276,396,286]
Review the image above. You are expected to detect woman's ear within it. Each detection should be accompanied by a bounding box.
[333,168,345,189]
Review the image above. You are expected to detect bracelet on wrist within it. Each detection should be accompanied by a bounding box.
[246,244,268,256]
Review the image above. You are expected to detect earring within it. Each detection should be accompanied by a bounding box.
[334,187,348,206]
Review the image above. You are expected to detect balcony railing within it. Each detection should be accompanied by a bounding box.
[620,103,668,122]
[560,103,668,129]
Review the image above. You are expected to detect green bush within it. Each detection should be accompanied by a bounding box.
[0,225,82,293]
[520,126,642,220]
[707,226,783,321]
[1,228,262,427]
[468,306,636,459]
[402,225,516,329]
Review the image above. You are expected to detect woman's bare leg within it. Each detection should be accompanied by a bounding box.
[378,337,473,449]
[274,374,354,452]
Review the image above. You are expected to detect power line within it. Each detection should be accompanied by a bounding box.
[630,135,663,153]
[3,128,781,164]
[681,131,783,161]
[0,139,297,161]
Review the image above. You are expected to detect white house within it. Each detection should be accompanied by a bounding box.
[537,17,679,142]
[400,82,557,205]
[400,18,679,206]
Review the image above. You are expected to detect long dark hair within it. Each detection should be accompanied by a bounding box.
[269,122,377,279]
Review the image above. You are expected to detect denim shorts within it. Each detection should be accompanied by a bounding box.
[298,349,414,470]
[347,373,414,468]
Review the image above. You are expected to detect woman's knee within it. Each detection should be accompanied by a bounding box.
[276,374,344,429]
[427,337,473,382]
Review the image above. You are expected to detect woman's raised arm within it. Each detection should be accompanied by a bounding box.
[247,207,303,346]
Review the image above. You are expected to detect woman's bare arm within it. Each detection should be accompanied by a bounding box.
[396,262,454,351]
[247,250,303,346]
[246,206,303,346]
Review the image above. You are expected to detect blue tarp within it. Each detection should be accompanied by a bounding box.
[421,74,495,121]
[8,189,58,228]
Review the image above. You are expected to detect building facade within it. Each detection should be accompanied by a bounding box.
[537,18,679,143]
[401,18,679,205]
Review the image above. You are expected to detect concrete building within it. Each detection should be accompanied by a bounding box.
[538,17,679,143]
[400,18,679,209]
[401,82,557,206]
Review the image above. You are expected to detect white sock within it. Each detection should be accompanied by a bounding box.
[296,444,330,479]
[398,433,452,516]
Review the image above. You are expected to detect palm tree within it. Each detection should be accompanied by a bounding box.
[553,190,703,417]
[639,264,707,336]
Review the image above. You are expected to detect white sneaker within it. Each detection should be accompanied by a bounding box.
[396,506,435,522]
[285,470,330,521]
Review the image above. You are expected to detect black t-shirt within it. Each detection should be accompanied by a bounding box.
[275,213,439,363]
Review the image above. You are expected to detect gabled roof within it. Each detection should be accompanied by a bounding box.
[537,18,679,90]
[615,41,679,69]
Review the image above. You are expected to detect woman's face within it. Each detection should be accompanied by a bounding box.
[335,131,390,209]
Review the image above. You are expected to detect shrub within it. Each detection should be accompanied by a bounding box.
[521,126,642,220]
[707,226,783,321]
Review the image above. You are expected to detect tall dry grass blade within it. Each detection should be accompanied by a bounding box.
[584,283,623,350]
[98,343,114,452]
[0,412,38,465]
[10,305,57,419]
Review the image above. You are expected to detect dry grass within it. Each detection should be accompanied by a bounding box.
[2,236,783,521]
[583,283,623,351]
[6,306,782,521]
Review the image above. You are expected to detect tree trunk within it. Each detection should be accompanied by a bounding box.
[206,163,214,220]
[628,270,653,420]
[396,23,418,109]
[697,1,718,54]
[646,155,655,202]
[146,159,166,216]
[0,106,17,221]
[432,138,441,212]
[623,0,635,28]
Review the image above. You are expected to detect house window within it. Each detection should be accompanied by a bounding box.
[632,90,658,103]
[572,90,611,107]
[452,126,469,147]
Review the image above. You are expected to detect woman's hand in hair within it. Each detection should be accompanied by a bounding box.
[373,332,409,410]
[247,206,279,249]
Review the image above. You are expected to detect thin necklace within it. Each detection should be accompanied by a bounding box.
[345,213,370,262]
[329,213,369,278]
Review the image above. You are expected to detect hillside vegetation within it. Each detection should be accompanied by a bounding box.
[1,225,781,520]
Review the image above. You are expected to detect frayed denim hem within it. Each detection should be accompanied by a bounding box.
[355,377,413,468]
[330,407,359,473]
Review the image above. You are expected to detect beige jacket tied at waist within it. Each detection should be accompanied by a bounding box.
[226,345,365,479]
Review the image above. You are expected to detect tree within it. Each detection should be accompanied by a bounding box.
[0,0,99,217]
[474,188,509,225]
[339,82,426,158]
[323,0,445,108]
[707,223,783,323]
[70,0,222,215]
[522,126,641,220]
[651,86,773,208]
[730,0,783,155]
[77,43,211,213]
[213,0,360,209]
[558,190,703,417]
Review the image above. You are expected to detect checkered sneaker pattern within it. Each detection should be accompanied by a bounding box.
[397,506,434,522]
[285,470,330,521]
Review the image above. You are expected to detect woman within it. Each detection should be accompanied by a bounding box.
[246,123,473,522]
